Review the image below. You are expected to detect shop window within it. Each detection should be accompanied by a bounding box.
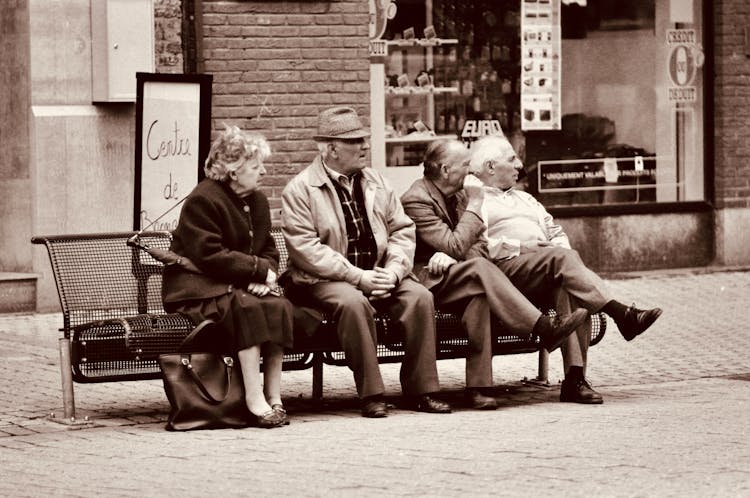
[369,0,707,207]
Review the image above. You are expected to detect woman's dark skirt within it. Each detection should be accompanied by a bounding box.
[170,290,294,353]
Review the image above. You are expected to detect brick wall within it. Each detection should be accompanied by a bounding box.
[200,0,371,213]
[714,0,750,209]
[155,0,184,73]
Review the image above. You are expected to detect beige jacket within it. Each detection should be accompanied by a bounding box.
[281,156,416,286]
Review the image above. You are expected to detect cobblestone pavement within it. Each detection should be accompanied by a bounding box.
[0,270,748,496]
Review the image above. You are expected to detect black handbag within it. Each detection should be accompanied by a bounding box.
[158,320,251,431]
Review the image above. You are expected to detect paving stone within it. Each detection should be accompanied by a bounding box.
[0,270,748,496]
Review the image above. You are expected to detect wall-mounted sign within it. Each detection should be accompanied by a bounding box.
[134,72,212,230]
[521,0,561,131]
[537,156,657,193]
[666,29,702,103]
[369,0,397,40]
[461,119,503,140]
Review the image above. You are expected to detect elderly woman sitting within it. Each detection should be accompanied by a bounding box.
[162,125,293,428]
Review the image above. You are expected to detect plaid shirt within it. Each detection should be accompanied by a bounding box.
[329,172,378,270]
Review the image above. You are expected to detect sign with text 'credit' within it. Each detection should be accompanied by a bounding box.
[666,29,701,103]
[134,73,212,231]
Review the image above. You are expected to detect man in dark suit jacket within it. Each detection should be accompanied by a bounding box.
[400,139,588,410]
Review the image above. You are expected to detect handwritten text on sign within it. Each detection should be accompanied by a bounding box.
[140,82,201,230]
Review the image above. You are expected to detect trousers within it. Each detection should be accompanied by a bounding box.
[429,258,543,387]
[495,246,611,371]
[287,278,440,399]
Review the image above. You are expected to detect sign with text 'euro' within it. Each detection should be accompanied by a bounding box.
[461,120,503,140]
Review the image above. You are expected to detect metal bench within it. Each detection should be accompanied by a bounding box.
[32,229,605,422]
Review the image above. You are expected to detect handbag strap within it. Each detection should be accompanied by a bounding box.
[181,354,236,404]
[178,319,218,352]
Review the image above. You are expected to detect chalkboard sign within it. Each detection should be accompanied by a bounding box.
[134,72,212,230]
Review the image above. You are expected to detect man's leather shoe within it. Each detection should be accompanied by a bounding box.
[560,377,603,404]
[465,389,498,410]
[616,305,663,341]
[411,395,452,414]
[541,308,588,352]
[361,397,388,418]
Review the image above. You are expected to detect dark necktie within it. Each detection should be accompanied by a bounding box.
[445,195,459,225]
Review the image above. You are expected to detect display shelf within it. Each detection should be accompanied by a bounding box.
[387,38,459,47]
[371,2,527,179]
[386,86,459,95]
[380,34,467,169]
[385,133,456,145]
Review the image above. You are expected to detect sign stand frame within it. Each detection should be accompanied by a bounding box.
[133,72,212,231]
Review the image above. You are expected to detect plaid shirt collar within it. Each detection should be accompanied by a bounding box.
[322,159,358,191]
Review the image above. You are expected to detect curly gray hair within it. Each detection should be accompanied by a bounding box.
[204,125,271,182]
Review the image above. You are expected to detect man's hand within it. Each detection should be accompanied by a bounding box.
[359,267,397,300]
[426,252,457,275]
[520,240,553,253]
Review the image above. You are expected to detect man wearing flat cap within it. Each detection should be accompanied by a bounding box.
[281,106,451,418]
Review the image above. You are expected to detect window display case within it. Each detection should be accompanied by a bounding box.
[383,37,459,167]
[371,1,522,185]
[371,0,706,207]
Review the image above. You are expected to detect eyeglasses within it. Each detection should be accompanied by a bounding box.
[337,137,367,145]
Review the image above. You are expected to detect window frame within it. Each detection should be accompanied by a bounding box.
[548,0,713,218]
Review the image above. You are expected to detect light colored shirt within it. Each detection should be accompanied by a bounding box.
[322,161,355,194]
[464,175,570,260]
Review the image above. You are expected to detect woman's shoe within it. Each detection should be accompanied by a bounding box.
[271,404,290,425]
[251,409,285,429]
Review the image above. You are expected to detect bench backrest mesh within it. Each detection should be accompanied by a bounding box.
[36,228,605,349]
[36,232,171,330]
[270,227,289,275]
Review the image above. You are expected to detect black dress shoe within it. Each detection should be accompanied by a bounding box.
[411,395,452,414]
[616,305,663,341]
[540,308,588,352]
[465,389,498,410]
[560,377,603,404]
[361,397,388,418]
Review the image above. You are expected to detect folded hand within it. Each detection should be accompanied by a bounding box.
[427,252,457,275]
[247,282,273,297]
[359,267,397,300]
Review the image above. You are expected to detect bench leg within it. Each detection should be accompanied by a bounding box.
[312,352,324,401]
[58,337,77,421]
[536,349,550,384]
[48,338,92,425]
